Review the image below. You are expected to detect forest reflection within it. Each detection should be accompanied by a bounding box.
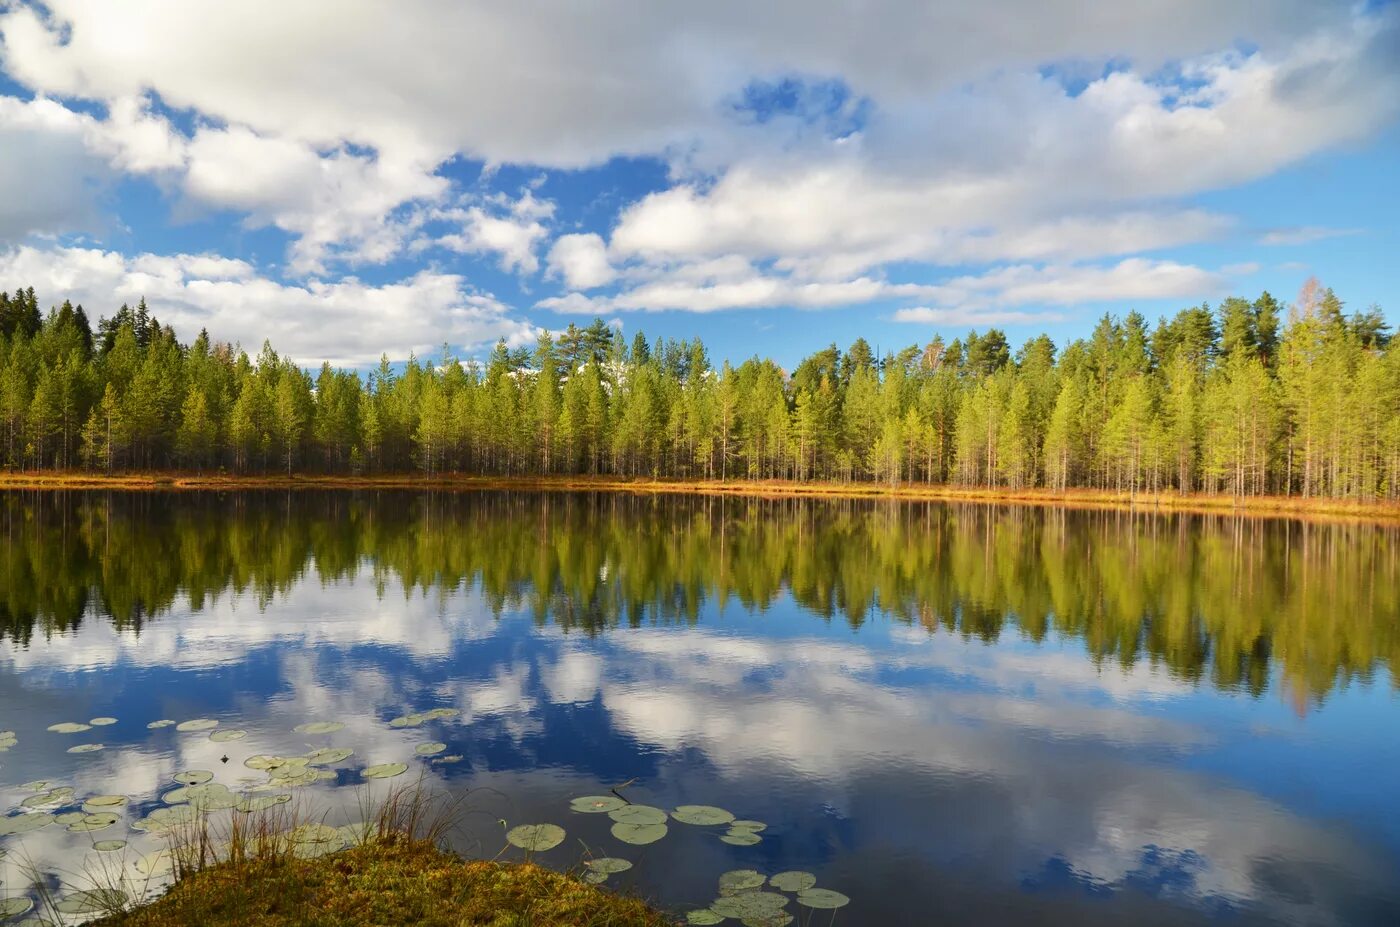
[2,490,1396,703]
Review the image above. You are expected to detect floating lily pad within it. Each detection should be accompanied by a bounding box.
[0,814,51,836]
[584,857,633,875]
[147,720,175,729]
[20,787,72,809]
[131,805,197,833]
[768,872,816,892]
[414,742,447,756]
[133,850,176,877]
[673,805,735,826]
[570,795,626,814]
[582,870,610,885]
[175,719,218,732]
[610,821,668,845]
[740,913,793,927]
[431,754,463,765]
[47,722,91,734]
[69,812,120,833]
[244,755,287,771]
[89,717,117,726]
[506,823,566,852]
[686,911,723,926]
[609,804,668,826]
[236,794,291,814]
[387,714,424,728]
[67,743,104,754]
[54,888,127,915]
[712,892,789,920]
[166,783,237,811]
[421,708,461,721]
[209,730,247,743]
[82,795,128,810]
[336,821,376,847]
[305,747,354,766]
[362,762,408,780]
[293,722,345,735]
[0,898,34,918]
[795,889,850,910]
[54,812,86,825]
[721,832,762,846]
[729,820,767,832]
[719,870,767,893]
[93,839,127,852]
[174,770,214,786]
[18,781,48,792]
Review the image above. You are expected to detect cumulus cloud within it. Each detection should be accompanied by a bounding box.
[545,233,616,290]
[0,245,536,366]
[430,191,555,275]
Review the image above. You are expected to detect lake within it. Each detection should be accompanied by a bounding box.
[2,491,1398,925]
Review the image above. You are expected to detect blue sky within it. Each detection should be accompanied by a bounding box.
[0,1,1396,368]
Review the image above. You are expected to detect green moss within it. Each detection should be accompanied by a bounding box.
[92,837,673,927]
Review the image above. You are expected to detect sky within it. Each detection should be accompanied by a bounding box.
[0,0,1396,370]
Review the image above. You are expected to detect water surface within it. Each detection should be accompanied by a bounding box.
[1,492,1398,925]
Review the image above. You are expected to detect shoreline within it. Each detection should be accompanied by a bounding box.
[2,470,1398,523]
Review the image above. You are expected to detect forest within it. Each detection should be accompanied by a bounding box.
[0,278,1396,499]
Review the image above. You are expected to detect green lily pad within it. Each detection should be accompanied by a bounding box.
[712,892,789,919]
[244,755,288,771]
[414,742,447,756]
[729,820,767,832]
[176,719,218,732]
[721,832,762,846]
[719,870,767,893]
[609,804,668,826]
[89,717,117,726]
[0,898,34,918]
[431,754,463,765]
[133,850,176,877]
[293,721,345,735]
[795,889,850,910]
[209,730,247,742]
[673,805,735,826]
[147,720,175,729]
[131,805,197,833]
[47,722,91,733]
[362,762,408,780]
[570,795,626,814]
[20,787,72,809]
[305,747,354,766]
[0,814,51,836]
[768,872,816,892]
[686,911,723,926]
[506,823,566,852]
[584,857,633,874]
[421,708,461,720]
[387,714,425,728]
[82,795,128,810]
[54,888,127,915]
[68,812,120,833]
[740,913,793,927]
[236,794,292,814]
[610,821,668,845]
[54,811,86,825]
[67,743,104,754]
[582,870,610,885]
[173,770,214,786]
[93,839,127,852]
[19,781,48,792]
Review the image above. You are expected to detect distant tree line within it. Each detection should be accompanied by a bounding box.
[0,278,1396,498]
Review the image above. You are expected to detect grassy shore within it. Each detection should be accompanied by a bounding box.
[1,469,1398,523]
[89,836,671,927]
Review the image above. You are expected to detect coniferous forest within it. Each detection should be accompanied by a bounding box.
[0,279,1396,499]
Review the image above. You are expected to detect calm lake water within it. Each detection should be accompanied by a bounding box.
[2,491,1399,925]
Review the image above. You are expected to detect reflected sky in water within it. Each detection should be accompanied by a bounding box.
[1,492,1398,925]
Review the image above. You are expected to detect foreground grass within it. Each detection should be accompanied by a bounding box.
[2,469,1399,523]
[90,836,672,927]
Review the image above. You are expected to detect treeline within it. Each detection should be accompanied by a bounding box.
[1,279,1397,498]
[3,492,1396,701]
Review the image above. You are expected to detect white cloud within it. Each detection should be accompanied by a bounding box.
[0,244,536,366]
[545,233,616,290]
[1258,226,1363,246]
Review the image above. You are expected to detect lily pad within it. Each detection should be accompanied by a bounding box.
[506,823,566,852]
[133,850,176,877]
[796,889,850,910]
[610,821,668,845]
[768,872,816,892]
[68,812,120,833]
[729,820,767,832]
[421,708,461,720]
[387,714,425,728]
[89,717,118,726]
[244,755,288,771]
[82,795,128,810]
[18,781,49,792]
[712,892,789,919]
[686,911,724,926]
[0,814,52,836]
[293,721,345,735]
[582,870,610,885]
[94,839,127,852]
[209,730,247,743]
[414,742,447,756]
[67,743,104,754]
[46,722,91,734]
[721,832,762,846]
[20,787,72,809]
[362,762,408,780]
[609,804,668,826]
[175,719,218,732]
[431,754,463,765]
[237,794,292,814]
[131,805,197,833]
[305,747,354,766]
[570,795,626,814]
[0,898,34,918]
[54,888,127,915]
[147,720,175,729]
[740,914,793,927]
[719,870,767,893]
[673,805,735,826]
[173,770,214,786]
[55,811,86,825]
[584,857,633,874]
